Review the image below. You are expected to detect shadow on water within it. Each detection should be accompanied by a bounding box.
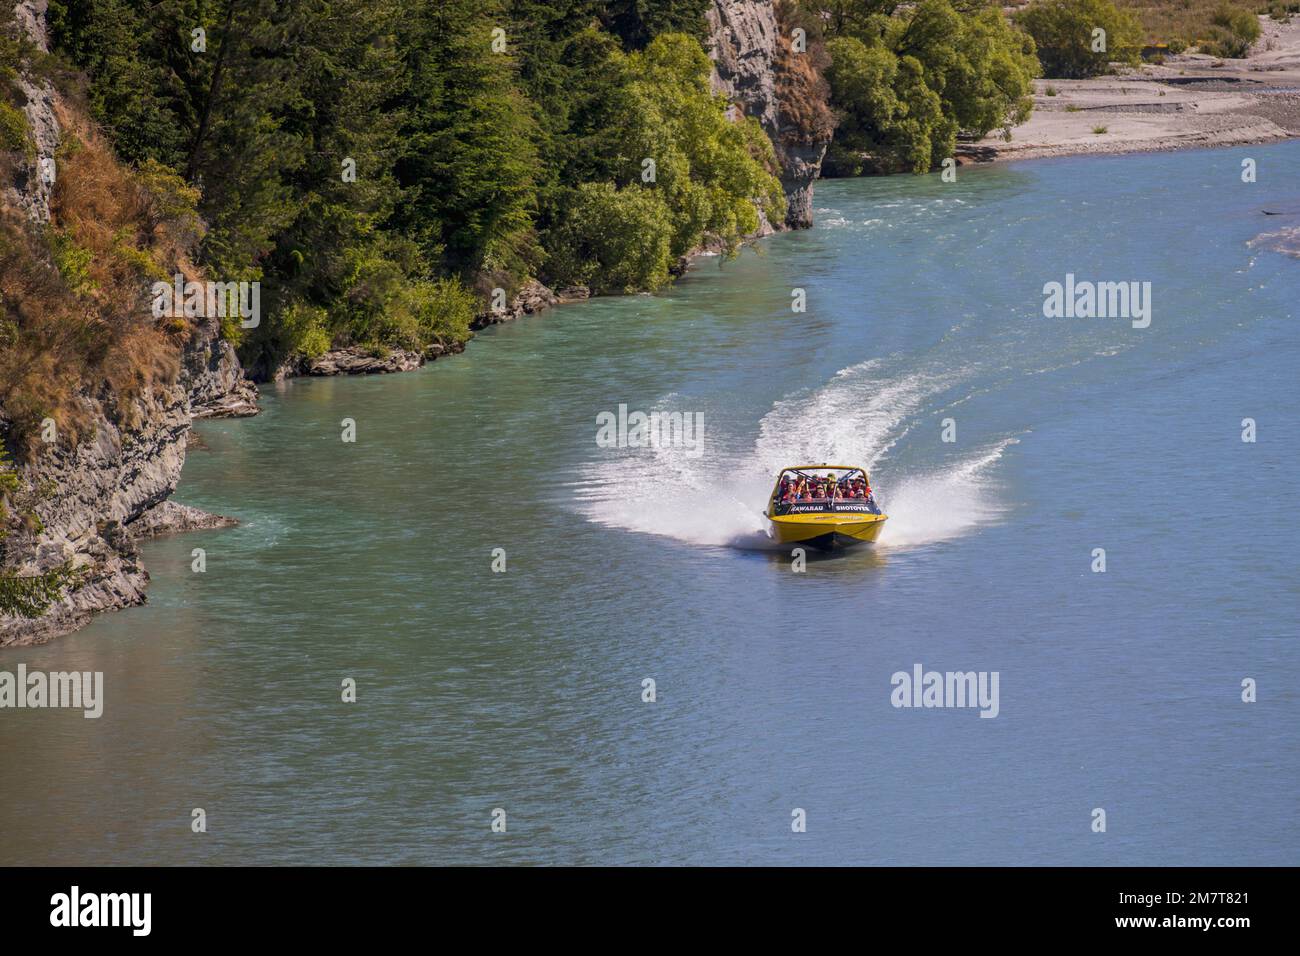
[749,543,891,570]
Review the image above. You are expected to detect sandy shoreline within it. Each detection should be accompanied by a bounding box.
[966,16,1300,163]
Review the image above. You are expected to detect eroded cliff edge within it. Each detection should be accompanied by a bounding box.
[0,1,257,646]
[706,0,834,228]
[2,1,829,646]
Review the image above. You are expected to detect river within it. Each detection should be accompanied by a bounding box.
[3,141,1297,865]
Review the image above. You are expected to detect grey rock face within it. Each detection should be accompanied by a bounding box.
[190,339,261,418]
[473,279,559,328]
[775,140,828,228]
[1,1,260,645]
[130,500,238,540]
[1,310,254,645]
[5,2,59,224]
[705,0,831,229]
[1,385,188,645]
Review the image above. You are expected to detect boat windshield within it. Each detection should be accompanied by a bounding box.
[770,468,881,516]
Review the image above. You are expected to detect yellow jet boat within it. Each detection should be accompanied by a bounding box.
[764,465,887,550]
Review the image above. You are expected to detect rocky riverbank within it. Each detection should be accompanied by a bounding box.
[968,17,1300,163]
[0,2,255,645]
[0,304,253,646]
[2,0,828,646]
[707,0,834,228]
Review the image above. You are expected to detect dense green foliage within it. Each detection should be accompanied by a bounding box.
[0,7,34,161]
[42,0,781,371]
[545,34,786,292]
[812,0,1039,175]
[1016,0,1143,78]
[0,99,28,156]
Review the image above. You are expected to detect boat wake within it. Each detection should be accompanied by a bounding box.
[572,360,1016,552]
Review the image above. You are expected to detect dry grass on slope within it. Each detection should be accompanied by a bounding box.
[775,0,837,147]
[1,99,203,454]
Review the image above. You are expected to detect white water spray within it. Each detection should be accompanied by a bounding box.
[573,361,1015,552]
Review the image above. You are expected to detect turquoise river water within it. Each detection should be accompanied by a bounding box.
[2,141,1298,865]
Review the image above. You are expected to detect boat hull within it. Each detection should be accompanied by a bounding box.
[768,513,887,550]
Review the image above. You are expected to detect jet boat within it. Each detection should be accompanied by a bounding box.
[764,465,886,550]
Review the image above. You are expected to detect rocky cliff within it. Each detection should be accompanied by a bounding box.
[706,0,834,229]
[0,312,244,646]
[5,1,56,222]
[0,1,256,646]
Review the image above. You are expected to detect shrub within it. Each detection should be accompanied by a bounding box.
[48,230,97,296]
[823,1,1039,175]
[135,159,204,254]
[1201,7,1262,58]
[773,0,836,147]
[1017,0,1143,78]
[546,182,674,294]
[268,302,332,360]
[0,560,76,617]
[1,114,187,452]
[405,277,475,347]
[0,100,31,158]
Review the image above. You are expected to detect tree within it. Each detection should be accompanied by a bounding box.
[241,0,411,370]
[544,33,785,290]
[49,0,306,294]
[822,0,1037,174]
[42,0,792,366]
[394,0,542,289]
[1016,0,1141,79]
[600,0,710,49]
[546,182,675,293]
